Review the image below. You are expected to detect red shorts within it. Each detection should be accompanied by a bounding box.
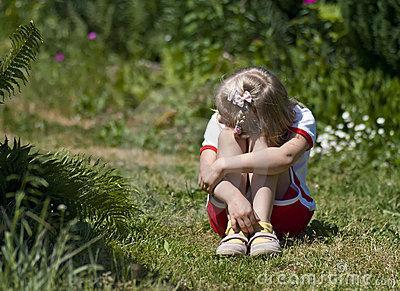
[207,184,315,238]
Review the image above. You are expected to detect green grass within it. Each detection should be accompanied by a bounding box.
[123,150,399,290]
[1,97,399,290]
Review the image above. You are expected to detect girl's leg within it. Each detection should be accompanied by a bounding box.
[213,128,249,255]
[247,136,290,256]
[249,136,290,223]
[213,128,248,205]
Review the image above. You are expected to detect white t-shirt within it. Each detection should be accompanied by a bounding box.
[200,104,316,210]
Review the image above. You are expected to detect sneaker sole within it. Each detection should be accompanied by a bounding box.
[250,244,282,257]
[216,244,247,256]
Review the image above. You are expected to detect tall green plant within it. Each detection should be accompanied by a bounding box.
[0,21,42,101]
[340,0,400,74]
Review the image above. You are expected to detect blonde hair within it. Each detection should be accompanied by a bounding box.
[215,67,295,147]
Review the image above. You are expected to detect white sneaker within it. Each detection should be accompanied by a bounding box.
[249,222,281,256]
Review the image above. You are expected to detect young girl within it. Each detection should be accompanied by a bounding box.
[198,67,316,256]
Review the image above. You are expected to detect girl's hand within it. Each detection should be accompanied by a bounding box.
[226,193,260,234]
[202,158,225,193]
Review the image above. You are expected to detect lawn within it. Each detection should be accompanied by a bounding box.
[2,96,398,290]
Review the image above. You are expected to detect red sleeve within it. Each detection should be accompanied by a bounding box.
[200,145,218,155]
[289,127,313,150]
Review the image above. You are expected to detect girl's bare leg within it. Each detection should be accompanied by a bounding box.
[213,128,248,206]
[249,136,290,222]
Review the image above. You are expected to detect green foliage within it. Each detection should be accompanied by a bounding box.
[0,138,140,242]
[0,21,42,101]
[340,0,400,73]
[159,0,295,85]
[0,195,103,290]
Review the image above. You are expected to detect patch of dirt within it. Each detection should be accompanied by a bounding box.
[67,145,194,168]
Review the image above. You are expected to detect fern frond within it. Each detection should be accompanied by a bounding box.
[39,151,141,242]
[0,137,140,243]
[0,21,43,102]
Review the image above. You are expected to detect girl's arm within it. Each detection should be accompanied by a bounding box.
[202,134,310,193]
[198,149,217,188]
[221,134,309,175]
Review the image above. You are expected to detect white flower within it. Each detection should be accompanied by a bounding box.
[362,115,369,121]
[336,145,344,152]
[334,130,347,139]
[57,204,67,211]
[378,128,385,135]
[321,140,330,149]
[324,125,333,133]
[354,124,366,131]
[164,34,172,42]
[337,123,344,129]
[317,133,331,143]
[342,111,350,121]
[369,130,376,139]
[376,117,385,125]
[349,141,356,148]
[347,122,354,129]
[329,140,338,147]
[389,130,394,136]
[222,51,231,59]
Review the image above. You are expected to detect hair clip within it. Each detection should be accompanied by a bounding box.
[233,111,245,135]
[233,124,242,135]
[228,90,252,108]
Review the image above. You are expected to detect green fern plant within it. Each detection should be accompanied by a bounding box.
[0,20,42,102]
[0,138,140,242]
[0,22,140,243]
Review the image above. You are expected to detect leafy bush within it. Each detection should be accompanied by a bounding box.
[160,0,296,86]
[340,0,400,74]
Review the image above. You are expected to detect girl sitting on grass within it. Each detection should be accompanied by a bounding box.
[198,67,316,256]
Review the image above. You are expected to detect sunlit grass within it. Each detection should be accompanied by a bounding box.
[1,88,399,289]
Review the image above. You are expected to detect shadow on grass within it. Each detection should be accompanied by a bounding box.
[281,219,339,248]
[73,221,190,290]
[66,223,144,286]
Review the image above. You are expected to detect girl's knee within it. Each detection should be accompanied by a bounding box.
[218,128,247,152]
[250,135,268,152]
[218,127,235,141]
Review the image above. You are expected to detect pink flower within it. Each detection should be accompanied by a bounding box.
[54,52,65,62]
[304,0,317,4]
[87,31,97,41]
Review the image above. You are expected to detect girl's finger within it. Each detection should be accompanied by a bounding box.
[230,217,239,232]
[243,216,254,234]
[249,211,259,226]
[236,218,247,233]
